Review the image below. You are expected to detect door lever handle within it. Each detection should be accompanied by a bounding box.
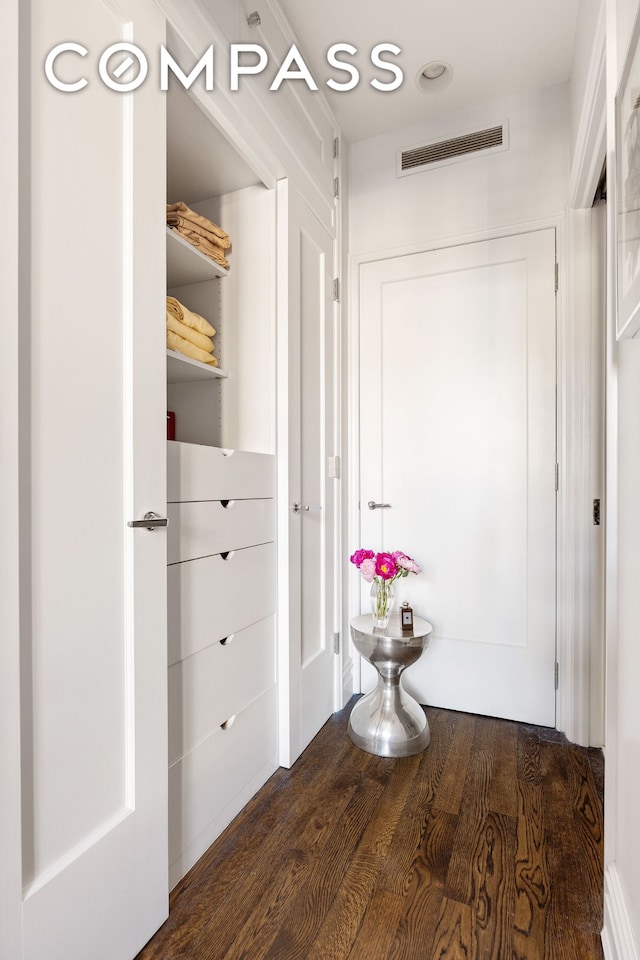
[368,500,391,510]
[303,505,322,512]
[127,511,168,530]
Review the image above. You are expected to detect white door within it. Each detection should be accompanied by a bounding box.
[2,1,169,958]
[278,181,337,764]
[359,229,557,726]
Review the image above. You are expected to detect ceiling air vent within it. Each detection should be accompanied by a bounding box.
[397,121,509,178]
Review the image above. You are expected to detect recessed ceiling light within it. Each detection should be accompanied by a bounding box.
[422,63,446,80]
[416,60,453,93]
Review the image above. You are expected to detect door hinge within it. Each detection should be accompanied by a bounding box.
[333,176,340,199]
[333,136,339,159]
[554,661,559,690]
[555,462,559,492]
[333,631,340,654]
[555,262,559,293]
[328,455,340,479]
[333,278,340,302]
[593,498,601,525]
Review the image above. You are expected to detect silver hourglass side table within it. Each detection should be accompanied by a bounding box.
[349,613,433,758]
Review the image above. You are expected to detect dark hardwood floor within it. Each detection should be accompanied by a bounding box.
[137,698,604,960]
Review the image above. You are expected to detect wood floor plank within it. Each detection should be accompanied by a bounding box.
[344,889,407,960]
[303,754,423,960]
[212,758,392,960]
[513,780,550,960]
[469,812,517,960]
[433,712,477,816]
[259,759,396,960]
[213,757,377,960]
[587,747,605,801]
[565,747,604,925]
[386,847,446,960]
[429,897,474,960]
[136,702,604,960]
[443,750,492,904]
[538,738,604,960]
[516,726,542,784]
[378,712,459,897]
[487,720,519,818]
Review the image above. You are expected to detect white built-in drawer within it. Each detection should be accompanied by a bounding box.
[167,498,274,564]
[168,542,276,665]
[168,684,277,868]
[168,616,275,765]
[167,442,276,502]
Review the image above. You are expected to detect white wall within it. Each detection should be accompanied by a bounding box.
[603,1,640,953]
[349,83,570,255]
[571,0,605,167]
[348,82,573,712]
[611,344,640,934]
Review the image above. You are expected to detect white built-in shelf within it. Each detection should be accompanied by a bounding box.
[166,227,229,287]
[166,350,229,384]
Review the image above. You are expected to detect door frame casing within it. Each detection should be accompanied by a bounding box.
[0,0,23,955]
[276,179,341,768]
[348,214,581,733]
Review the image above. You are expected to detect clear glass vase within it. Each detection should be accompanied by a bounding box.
[370,578,395,629]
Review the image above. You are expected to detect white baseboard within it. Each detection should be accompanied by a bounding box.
[602,863,640,960]
[341,655,353,709]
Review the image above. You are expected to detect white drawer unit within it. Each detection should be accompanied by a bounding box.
[167,497,275,564]
[168,684,278,881]
[168,616,275,765]
[168,542,276,665]
[167,442,275,502]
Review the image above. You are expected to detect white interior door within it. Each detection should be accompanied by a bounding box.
[4,2,169,958]
[278,181,337,764]
[359,229,557,726]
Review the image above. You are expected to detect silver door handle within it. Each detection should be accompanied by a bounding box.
[368,500,391,510]
[127,511,168,530]
[303,505,322,512]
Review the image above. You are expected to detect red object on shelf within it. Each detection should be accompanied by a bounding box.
[167,411,176,441]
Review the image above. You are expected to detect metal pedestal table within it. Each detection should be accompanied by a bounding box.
[349,613,433,758]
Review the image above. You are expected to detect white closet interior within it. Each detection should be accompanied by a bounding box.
[165,69,278,889]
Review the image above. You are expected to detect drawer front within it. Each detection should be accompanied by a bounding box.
[167,442,276,502]
[168,616,275,765]
[168,684,277,868]
[167,498,274,564]
[168,542,276,664]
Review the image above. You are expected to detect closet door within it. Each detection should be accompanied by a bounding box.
[7,1,168,958]
[278,181,338,765]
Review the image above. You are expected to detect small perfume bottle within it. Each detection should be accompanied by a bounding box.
[401,602,413,631]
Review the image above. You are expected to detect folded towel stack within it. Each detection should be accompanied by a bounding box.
[166,296,219,366]
[166,202,231,269]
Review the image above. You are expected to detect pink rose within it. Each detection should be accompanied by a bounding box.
[396,553,422,575]
[359,557,376,582]
[375,553,398,580]
[350,548,374,569]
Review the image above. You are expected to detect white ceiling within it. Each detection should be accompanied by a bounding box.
[276,0,581,143]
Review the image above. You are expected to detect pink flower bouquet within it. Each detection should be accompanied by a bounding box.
[350,548,421,626]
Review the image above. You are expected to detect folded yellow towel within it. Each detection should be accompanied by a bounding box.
[166,202,230,245]
[166,312,214,354]
[167,329,219,366]
[168,226,230,269]
[166,214,230,251]
[166,296,216,337]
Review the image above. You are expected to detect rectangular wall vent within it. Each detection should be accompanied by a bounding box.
[397,121,509,177]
